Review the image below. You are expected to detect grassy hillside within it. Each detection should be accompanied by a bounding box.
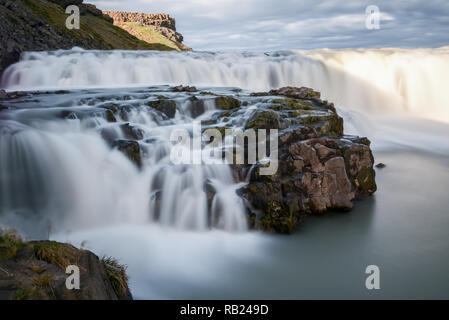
[115,22,181,51]
[20,0,175,51]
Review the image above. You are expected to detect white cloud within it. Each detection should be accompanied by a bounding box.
[86,0,449,50]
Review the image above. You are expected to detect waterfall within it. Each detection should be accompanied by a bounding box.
[2,47,449,237]
[0,88,247,237]
[2,47,449,123]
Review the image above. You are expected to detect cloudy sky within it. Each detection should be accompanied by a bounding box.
[87,0,449,51]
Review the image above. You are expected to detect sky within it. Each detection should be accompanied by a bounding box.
[87,0,449,51]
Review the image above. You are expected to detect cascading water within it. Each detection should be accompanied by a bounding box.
[0,87,247,237]
[3,47,449,123]
[2,48,449,299]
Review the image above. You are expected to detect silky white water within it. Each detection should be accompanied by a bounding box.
[0,87,248,237]
[1,48,449,299]
[3,47,449,123]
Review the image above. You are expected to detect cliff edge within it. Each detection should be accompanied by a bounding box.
[104,11,192,51]
[0,0,179,77]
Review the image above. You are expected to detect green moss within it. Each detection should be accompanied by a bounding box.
[102,256,129,298]
[285,98,315,111]
[214,96,241,110]
[320,114,344,137]
[114,140,142,168]
[147,99,177,118]
[258,208,297,234]
[105,110,117,123]
[200,91,215,96]
[246,110,281,130]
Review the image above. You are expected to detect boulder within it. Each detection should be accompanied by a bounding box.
[147,99,177,118]
[0,230,132,300]
[186,96,205,118]
[112,140,142,168]
[173,85,197,93]
[221,88,378,233]
[214,96,241,110]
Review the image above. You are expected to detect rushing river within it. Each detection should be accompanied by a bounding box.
[1,48,449,299]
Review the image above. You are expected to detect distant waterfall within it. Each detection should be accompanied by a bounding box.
[2,47,449,123]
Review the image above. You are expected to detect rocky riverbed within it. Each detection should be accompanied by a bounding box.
[0,85,376,236]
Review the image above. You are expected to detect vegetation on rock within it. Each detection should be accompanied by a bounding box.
[0,229,132,300]
[0,0,177,76]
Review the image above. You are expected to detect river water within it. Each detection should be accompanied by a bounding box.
[1,48,449,299]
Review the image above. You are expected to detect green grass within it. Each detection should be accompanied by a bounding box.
[0,229,26,260]
[19,0,175,51]
[116,22,180,51]
[32,274,53,288]
[102,256,129,297]
[11,287,37,300]
[33,241,81,270]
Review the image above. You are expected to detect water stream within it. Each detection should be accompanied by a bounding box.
[1,48,449,298]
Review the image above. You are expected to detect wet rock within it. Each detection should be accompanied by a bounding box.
[105,110,117,123]
[0,89,7,100]
[226,87,377,234]
[269,86,321,100]
[172,85,197,92]
[376,163,386,169]
[120,123,145,140]
[113,140,142,168]
[214,96,241,110]
[147,99,177,118]
[186,96,205,118]
[246,109,281,130]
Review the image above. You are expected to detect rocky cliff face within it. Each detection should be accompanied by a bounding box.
[0,0,176,77]
[0,229,132,300]
[104,11,191,51]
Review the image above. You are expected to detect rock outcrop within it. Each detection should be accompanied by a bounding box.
[229,87,377,233]
[0,0,176,77]
[104,11,191,51]
[0,229,132,300]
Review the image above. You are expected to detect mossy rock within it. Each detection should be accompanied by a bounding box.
[356,166,377,195]
[105,110,117,123]
[147,99,177,118]
[319,114,344,137]
[245,109,281,130]
[113,140,142,168]
[214,96,241,110]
